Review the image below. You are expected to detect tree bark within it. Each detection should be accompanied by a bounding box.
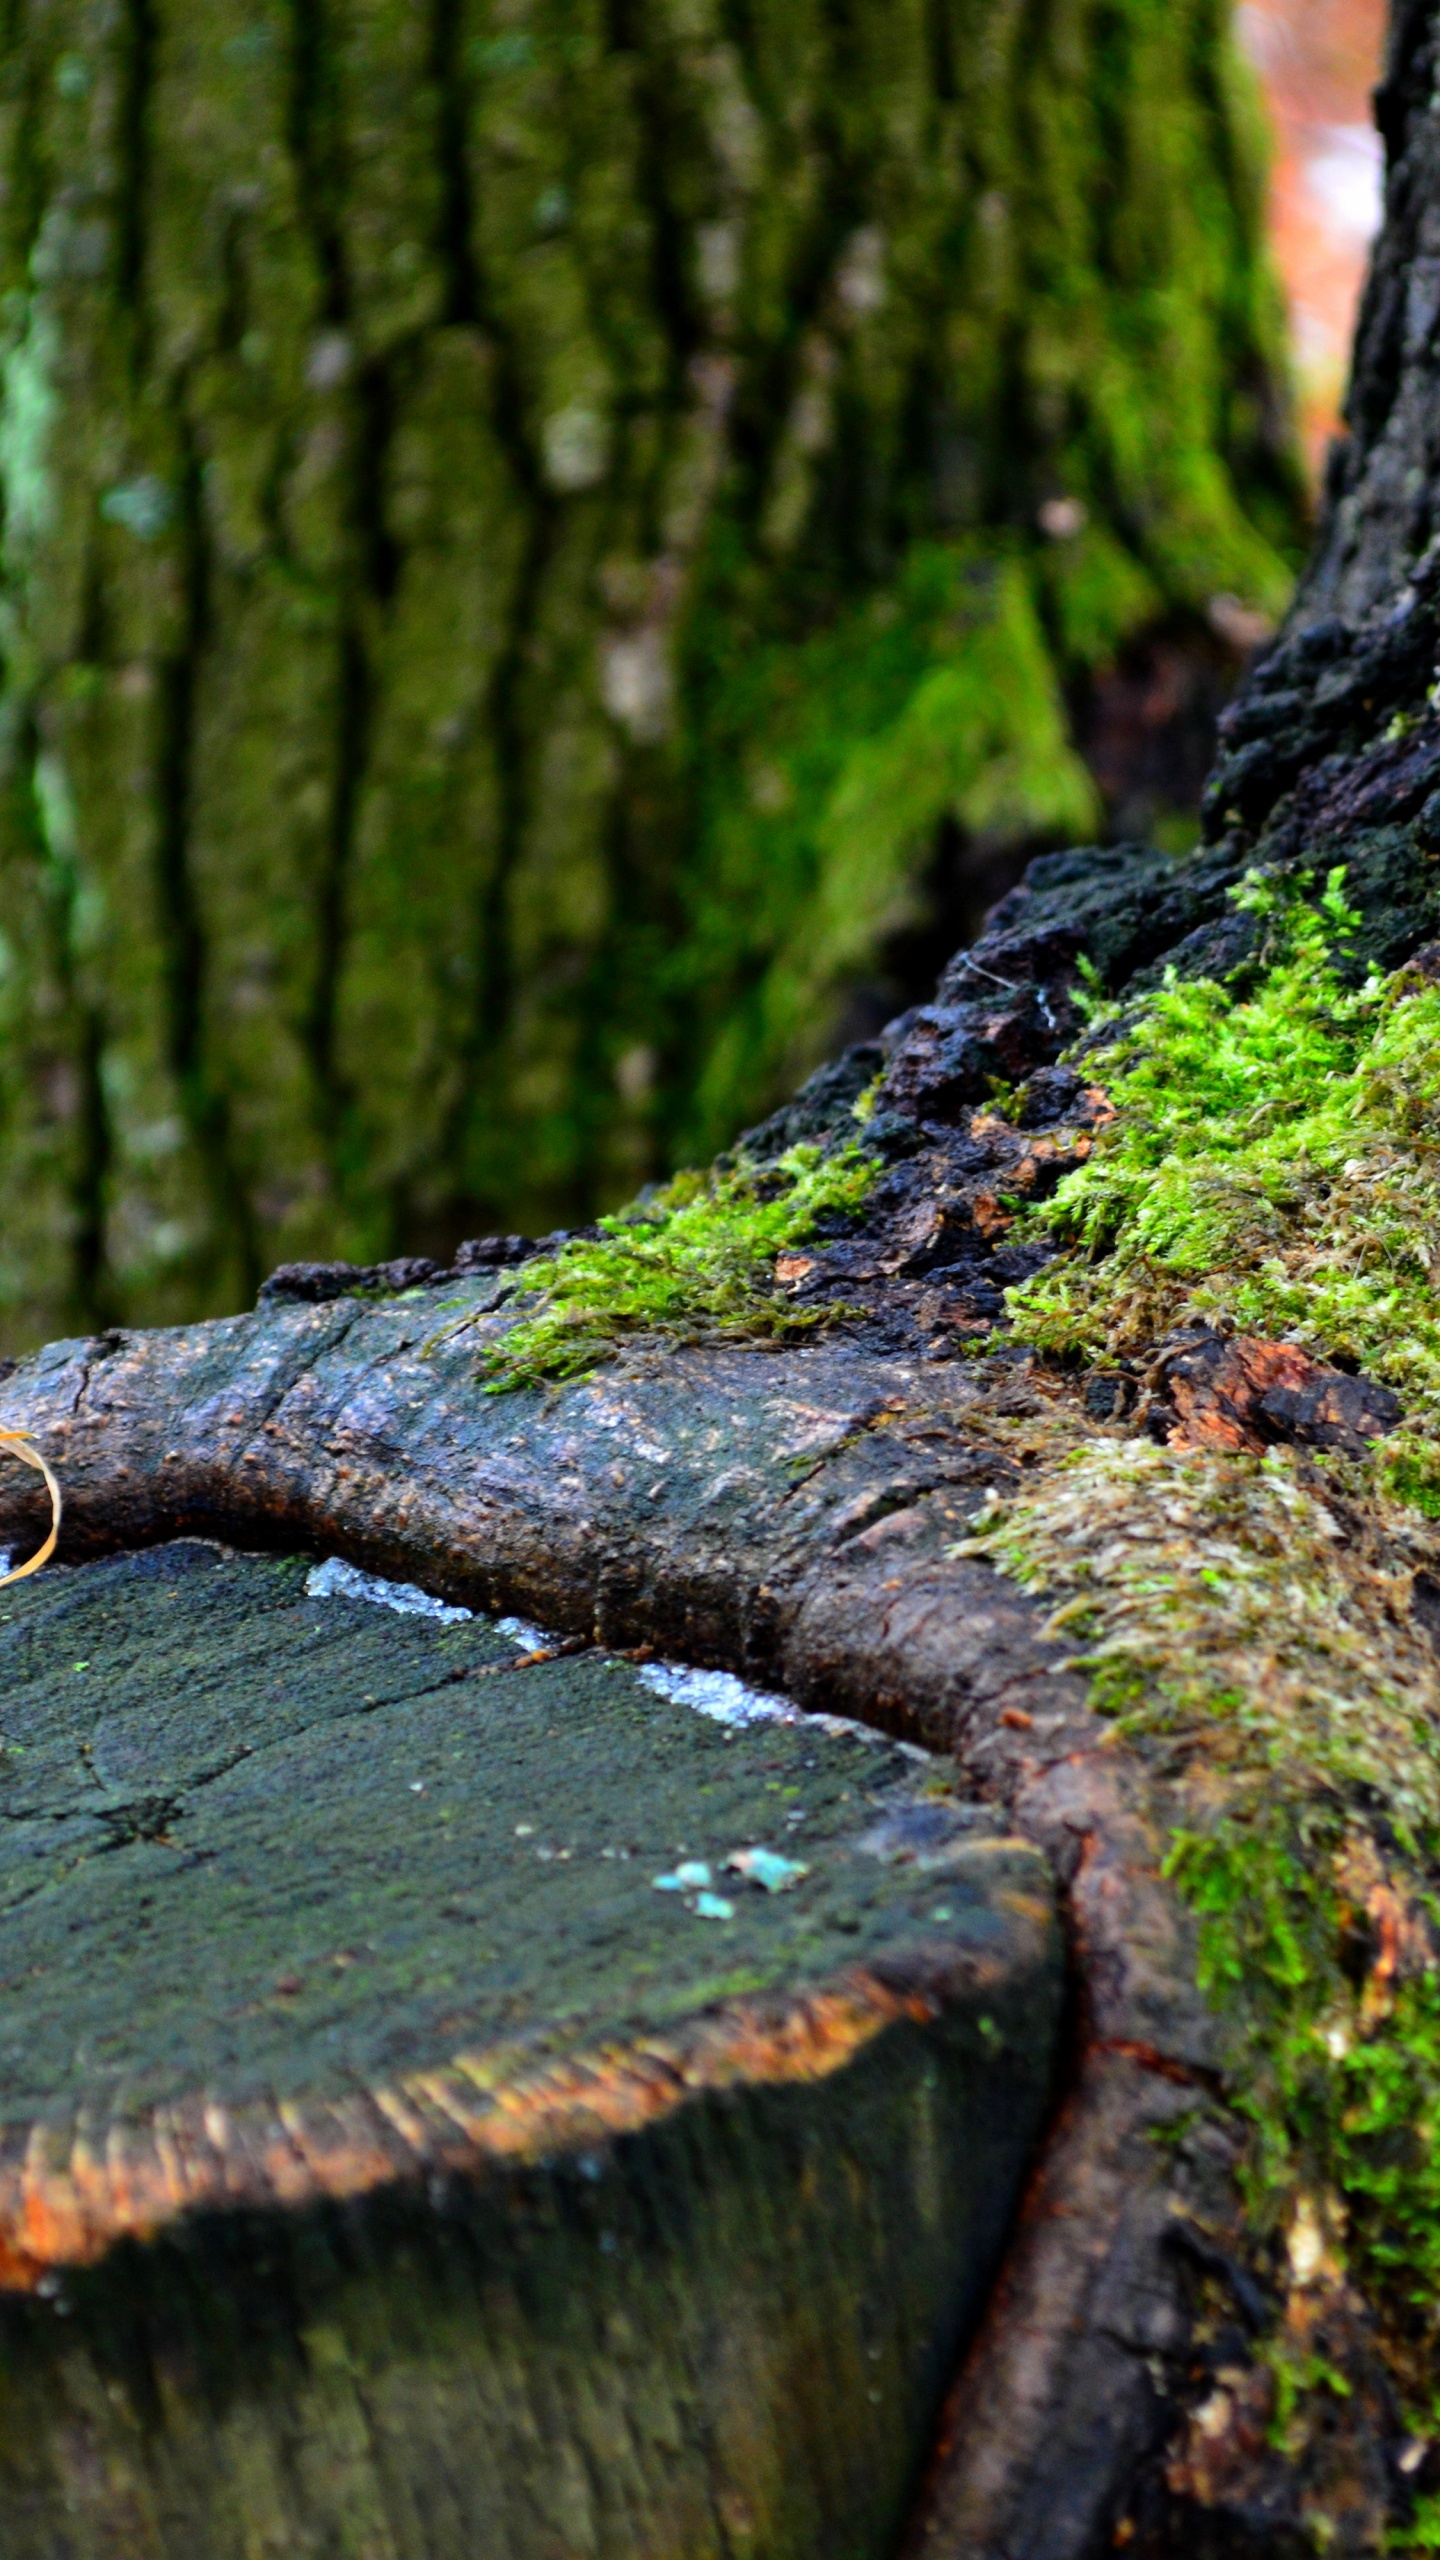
[0,0,1299,1345]
[9,7,1440,2554]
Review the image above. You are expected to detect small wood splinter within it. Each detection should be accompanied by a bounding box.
[0,1430,60,1586]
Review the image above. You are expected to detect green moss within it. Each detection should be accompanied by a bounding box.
[1037,519,1165,672]
[678,547,1102,1154]
[1402,2493,1440,2550]
[1007,871,1440,1506]
[481,1139,880,1393]
[961,1442,1440,2465]
[964,1442,1440,1835]
[966,885,1440,2501]
[0,294,58,570]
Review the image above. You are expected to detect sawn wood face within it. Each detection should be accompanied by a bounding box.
[0,1299,1223,2560]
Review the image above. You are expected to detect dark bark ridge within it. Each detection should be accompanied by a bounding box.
[1196,0,1440,952]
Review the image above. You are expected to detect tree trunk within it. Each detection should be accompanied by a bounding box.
[0,0,1299,1346]
[10,8,1440,2555]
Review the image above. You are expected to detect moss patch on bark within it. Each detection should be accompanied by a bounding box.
[963,1440,1440,2533]
[912,881,1440,2531]
[481,1137,881,1391]
[1009,871,1440,1509]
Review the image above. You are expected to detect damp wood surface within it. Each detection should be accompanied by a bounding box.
[0,1303,1231,2560]
[0,1538,1061,2560]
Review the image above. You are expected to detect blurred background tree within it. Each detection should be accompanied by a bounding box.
[0,0,1308,1342]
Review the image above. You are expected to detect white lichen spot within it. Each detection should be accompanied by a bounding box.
[836,225,887,319]
[1194,2388,1235,2442]
[542,404,609,493]
[600,627,673,742]
[1287,2195,1327,2286]
[305,333,354,392]
[696,223,740,302]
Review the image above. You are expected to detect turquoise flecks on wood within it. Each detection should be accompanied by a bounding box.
[0,1540,1062,2558]
[0,0,1304,1345]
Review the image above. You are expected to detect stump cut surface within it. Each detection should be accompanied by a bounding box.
[0,1540,1061,2560]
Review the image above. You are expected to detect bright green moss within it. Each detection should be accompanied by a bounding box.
[1007,872,1440,1507]
[1402,2494,1440,2550]
[975,891,1440,2503]
[481,1139,880,1393]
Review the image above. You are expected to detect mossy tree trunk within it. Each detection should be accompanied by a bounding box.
[0,6,1437,2548]
[0,0,1301,1347]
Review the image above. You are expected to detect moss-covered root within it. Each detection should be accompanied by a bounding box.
[480,1138,880,1390]
[964,1435,1440,2534]
[1009,871,1440,1510]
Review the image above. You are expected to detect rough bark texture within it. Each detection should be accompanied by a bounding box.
[0,0,1302,1345]
[1121,0,1440,973]
[10,8,1440,2553]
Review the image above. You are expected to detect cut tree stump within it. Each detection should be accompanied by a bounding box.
[0,1540,1059,2560]
[0,1311,1226,2560]
[16,15,1440,2531]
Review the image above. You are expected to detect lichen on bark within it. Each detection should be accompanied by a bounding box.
[0,0,1302,1349]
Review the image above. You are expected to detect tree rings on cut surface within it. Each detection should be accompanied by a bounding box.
[0,1541,1061,2560]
